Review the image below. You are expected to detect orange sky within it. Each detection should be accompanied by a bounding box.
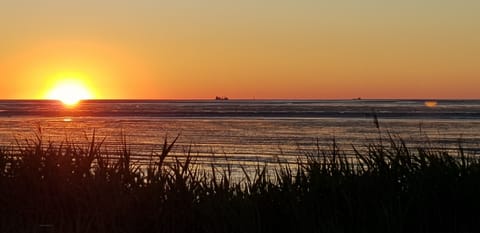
[1,1,479,99]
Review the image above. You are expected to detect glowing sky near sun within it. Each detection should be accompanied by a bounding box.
[0,0,479,99]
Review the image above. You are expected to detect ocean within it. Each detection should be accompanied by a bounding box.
[1,99,480,165]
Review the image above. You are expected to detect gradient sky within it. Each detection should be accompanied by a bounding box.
[1,0,479,99]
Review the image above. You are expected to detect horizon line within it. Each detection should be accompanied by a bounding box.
[1,98,480,101]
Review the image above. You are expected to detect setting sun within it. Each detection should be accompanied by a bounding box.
[47,80,92,106]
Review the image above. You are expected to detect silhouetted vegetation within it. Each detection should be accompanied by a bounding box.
[1,131,480,233]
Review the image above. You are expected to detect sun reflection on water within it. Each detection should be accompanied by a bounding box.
[424,101,437,108]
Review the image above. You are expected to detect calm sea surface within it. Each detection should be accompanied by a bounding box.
[1,99,480,165]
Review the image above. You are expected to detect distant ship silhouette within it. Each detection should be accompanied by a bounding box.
[215,96,229,100]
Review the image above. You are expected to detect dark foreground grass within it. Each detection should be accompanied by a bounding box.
[1,133,480,233]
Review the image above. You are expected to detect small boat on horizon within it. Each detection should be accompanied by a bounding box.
[215,96,229,101]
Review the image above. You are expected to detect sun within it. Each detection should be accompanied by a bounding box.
[47,80,92,106]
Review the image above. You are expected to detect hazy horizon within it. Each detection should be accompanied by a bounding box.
[1,98,480,102]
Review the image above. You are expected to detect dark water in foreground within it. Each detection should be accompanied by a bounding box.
[1,99,480,164]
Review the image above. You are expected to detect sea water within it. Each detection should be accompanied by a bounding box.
[0,100,479,165]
